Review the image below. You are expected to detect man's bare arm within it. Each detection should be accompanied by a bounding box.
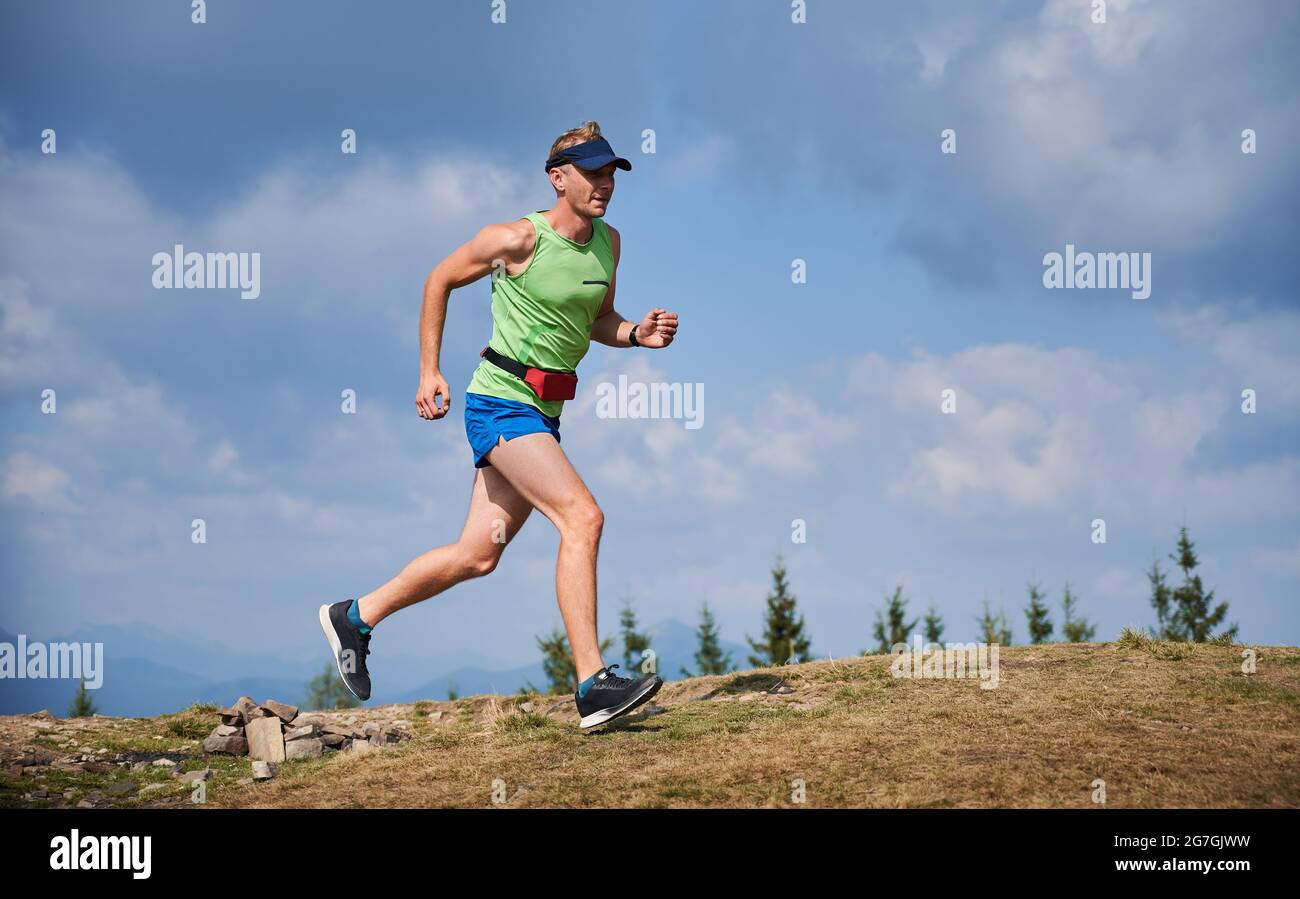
[416,222,529,420]
[590,226,636,347]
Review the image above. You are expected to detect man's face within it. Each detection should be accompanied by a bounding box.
[563,162,616,216]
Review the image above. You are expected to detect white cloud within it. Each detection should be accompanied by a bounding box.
[911,0,1295,252]
[569,321,1299,531]
[1159,303,1300,413]
[714,388,859,477]
[2,452,73,509]
[0,144,535,331]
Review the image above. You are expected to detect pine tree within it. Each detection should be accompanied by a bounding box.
[746,557,811,667]
[681,601,733,677]
[534,627,614,694]
[304,661,360,710]
[1168,526,1237,642]
[1060,583,1096,642]
[869,584,918,654]
[619,596,651,672]
[1024,581,1054,644]
[1147,558,1175,639]
[977,600,1012,645]
[68,676,96,718]
[536,627,576,695]
[922,604,945,645]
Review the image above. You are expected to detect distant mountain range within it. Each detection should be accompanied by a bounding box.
[0,619,750,717]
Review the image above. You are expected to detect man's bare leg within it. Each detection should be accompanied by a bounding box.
[481,433,606,681]
[355,465,533,628]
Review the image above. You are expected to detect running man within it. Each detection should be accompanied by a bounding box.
[319,122,679,729]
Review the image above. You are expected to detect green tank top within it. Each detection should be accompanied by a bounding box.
[466,210,615,417]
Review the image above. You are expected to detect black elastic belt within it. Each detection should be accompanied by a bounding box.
[480,345,573,378]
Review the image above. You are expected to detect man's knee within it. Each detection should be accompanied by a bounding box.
[470,554,500,578]
[458,544,503,579]
[560,502,603,543]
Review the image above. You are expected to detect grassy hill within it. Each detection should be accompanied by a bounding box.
[3,639,1298,808]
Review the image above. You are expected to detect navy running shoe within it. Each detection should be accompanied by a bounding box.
[575,664,663,729]
[318,600,372,701]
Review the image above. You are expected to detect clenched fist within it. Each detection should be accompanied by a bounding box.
[635,308,679,348]
[416,370,451,420]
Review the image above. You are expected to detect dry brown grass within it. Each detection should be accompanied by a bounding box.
[199,641,1300,808]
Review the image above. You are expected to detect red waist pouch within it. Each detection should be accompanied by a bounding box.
[524,367,578,401]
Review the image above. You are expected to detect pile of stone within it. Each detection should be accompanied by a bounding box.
[203,696,409,779]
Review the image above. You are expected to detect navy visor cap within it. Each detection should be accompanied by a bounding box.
[545,137,632,173]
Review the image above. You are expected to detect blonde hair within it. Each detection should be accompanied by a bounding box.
[548,120,603,163]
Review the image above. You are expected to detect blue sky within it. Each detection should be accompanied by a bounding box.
[2,0,1298,691]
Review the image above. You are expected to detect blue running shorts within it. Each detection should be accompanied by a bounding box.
[463,391,561,469]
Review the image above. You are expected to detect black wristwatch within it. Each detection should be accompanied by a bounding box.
[628,323,640,347]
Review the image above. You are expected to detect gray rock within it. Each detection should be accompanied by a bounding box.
[235,696,267,721]
[285,738,324,760]
[251,760,276,781]
[177,768,213,784]
[284,723,321,742]
[321,733,347,748]
[245,716,285,763]
[202,733,249,756]
[236,777,253,786]
[213,723,241,737]
[151,758,178,767]
[105,781,137,795]
[321,723,354,737]
[261,700,299,723]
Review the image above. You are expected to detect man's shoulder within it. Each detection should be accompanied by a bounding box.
[490,216,538,248]
[475,216,537,263]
